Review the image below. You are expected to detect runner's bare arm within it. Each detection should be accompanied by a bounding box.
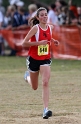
[22,26,48,47]
[50,25,59,46]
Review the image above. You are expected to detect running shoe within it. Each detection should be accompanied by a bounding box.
[24,71,29,81]
[43,109,52,119]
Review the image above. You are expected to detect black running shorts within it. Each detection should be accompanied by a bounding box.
[26,56,52,72]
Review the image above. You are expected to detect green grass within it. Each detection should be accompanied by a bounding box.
[0,56,81,124]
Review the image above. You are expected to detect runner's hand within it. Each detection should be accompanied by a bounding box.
[51,38,59,46]
[39,40,48,45]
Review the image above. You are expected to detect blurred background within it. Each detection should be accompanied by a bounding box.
[0,0,81,59]
[2,0,81,8]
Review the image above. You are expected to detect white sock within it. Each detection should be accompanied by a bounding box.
[27,76,30,82]
[44,107,48,112]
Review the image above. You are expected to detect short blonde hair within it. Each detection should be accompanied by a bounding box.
[28,4,37,12]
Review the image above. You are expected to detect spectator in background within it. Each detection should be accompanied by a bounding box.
[69,4,78,19]
[0,11,5,56]
[55,0,68,25]
[77,7,81,16]
[5,5,18,56]
[56,6,67,25]
[4,5,13,29]
[9,0,20,6]
[28,4,37,18]
[7,1,28,29]
[16,0,24,10]
[8,5,18,29]
[66,1,78,25]
[55,0,78,25]
[48,3,58,25]
[6,2,29,56]
[77,7,81,25]
[11,2,24,29]
[0,0,5,15]
[5,1,21,30]
[55,0,62,9]
[55,0,67,10]
[65,10,78,25]
[15,7,29,30]
[0,0,6,56]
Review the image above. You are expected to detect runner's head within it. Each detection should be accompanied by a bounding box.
[29,7,48,27]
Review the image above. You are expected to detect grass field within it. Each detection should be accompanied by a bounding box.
[0,56,81,124]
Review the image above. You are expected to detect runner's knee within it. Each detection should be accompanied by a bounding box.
[31,81,38,90]
[42,79,49,87]
[32,85,38,90]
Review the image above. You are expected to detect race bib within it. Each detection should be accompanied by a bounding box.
[38,44,49,56]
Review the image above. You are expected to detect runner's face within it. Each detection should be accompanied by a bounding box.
[37,10,48,24]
